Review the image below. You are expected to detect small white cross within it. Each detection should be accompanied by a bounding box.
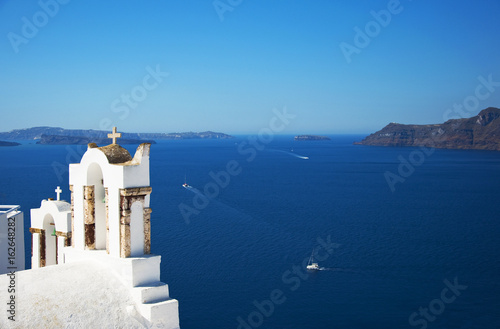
[108,126,122,144]
[55,186,62,201]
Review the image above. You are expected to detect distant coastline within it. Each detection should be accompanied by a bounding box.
[294,135,331,141]
[0,140,20,147]
[355,107,500,151]
[36,135,156,145]
[0,127,234,144]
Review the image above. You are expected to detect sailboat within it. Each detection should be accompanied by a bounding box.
[306,249,320,271]
[182,175,190,188]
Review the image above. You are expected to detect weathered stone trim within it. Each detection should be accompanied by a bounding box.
[144,207,152,254]
[55,233,59,264]
[85,224,95,250]
[120,186,152,197]
[119,201,132,258]
[30,231,33,259]
[55,231,72,247]
[84,185,95,250]
[118,187,151,258]
[40,230,46,267]
[120,223,131,258]
[84,185,95,224]
[55,231,71,238]
[69,185,74,247]
[29,228,44,266]
[65,232,72,247]
[120,211,131,224]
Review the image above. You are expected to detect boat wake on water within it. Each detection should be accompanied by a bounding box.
[269,149,309,160]
[306,249,357,273]
[182,186,206,196]
[317,267,357,272]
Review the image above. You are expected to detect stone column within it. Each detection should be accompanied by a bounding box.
[55,231,72,264]
[55,232,58,264]
[29,228,46,268]
[63,232,72,246]
[144,207,152,254]
[119,187,152,258]
[84,185,95,250]
[119,208,131,258]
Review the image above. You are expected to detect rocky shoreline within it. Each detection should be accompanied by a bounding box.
[0,140,20,147]
[355,107,500,151]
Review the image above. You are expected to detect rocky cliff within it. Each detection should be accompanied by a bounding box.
[355,107,500,151]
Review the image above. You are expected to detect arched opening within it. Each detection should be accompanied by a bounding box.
[42,214,57,266]
[87,163,107,250]
[130,201,144,257]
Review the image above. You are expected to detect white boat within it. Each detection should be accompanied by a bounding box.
[306,249,320,271]
[182,175,190,188]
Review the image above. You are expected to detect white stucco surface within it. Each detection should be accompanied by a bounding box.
[30,200,71,231]
[14,139,179,328]
[63,248,162,287]
[0,260,152,329]
[30,200,71,268]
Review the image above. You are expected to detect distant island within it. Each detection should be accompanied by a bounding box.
[0,127,234,144]
[355,107,500,151]
[294,135,331,141]
[0,140,20,147]
[159,131,233,140]
[36,135,156,145]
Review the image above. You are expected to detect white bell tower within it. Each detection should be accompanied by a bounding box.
[29,186,71,269]
[68,128,152,257]
[61,128,179,328]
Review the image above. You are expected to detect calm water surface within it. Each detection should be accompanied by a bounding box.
[1,135,499,328]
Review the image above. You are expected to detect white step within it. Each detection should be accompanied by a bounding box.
[132,281,169,303]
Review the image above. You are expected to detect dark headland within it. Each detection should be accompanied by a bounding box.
[0,140,20,147]
[355,107,500,151]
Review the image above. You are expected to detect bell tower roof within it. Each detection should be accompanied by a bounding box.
[91,143,133,164]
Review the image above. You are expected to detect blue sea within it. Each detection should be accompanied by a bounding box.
[1,135,500,329]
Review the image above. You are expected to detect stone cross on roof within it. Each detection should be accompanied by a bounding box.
[108,127,122,144]
[55,186,62,201]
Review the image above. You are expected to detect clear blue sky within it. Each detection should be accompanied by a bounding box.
[1,0,500,134]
